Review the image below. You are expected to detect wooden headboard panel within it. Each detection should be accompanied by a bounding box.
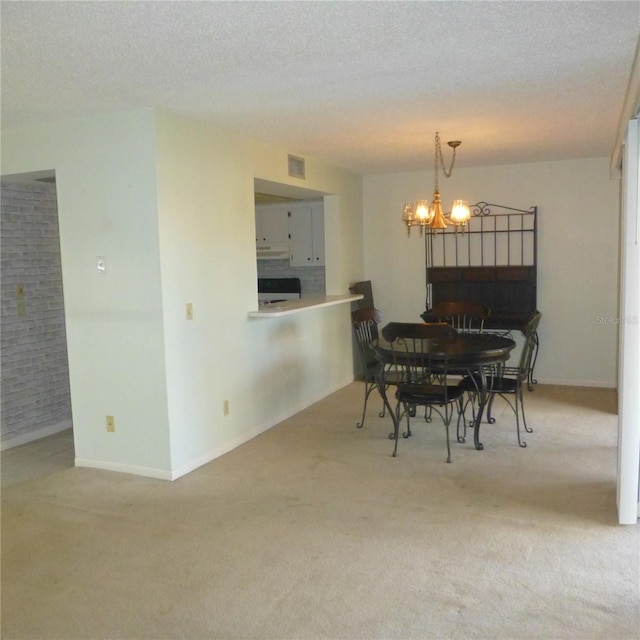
[428,266,536,327]
[425,203,538,329]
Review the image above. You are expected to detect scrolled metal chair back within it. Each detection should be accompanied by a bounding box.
[426,301,491,333]
[352,308,383,365]
[516,311,542,383]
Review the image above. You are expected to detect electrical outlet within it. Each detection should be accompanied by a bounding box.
[223,400,229,416]
[186,303,193,321]
[16,285,26,317]
[106,415,115,432]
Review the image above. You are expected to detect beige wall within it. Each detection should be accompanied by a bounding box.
[363,157,620,387]
[2,106,618,484]
[1,111,172,475]
[154,112,364,475]
[1,109,365,479]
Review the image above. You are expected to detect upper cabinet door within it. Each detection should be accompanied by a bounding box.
[289,201,325,267]
[255,203,290,245]
[310,202,325,264]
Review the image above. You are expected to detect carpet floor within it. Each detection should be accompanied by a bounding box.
[1,382,638,640]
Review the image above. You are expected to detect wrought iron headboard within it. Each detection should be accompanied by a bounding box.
[424,202,538,323]
[426,202,537,269]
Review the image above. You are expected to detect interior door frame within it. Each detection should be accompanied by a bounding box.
[617,116,640,525]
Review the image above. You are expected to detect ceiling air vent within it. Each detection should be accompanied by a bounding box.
[288,154,305,179]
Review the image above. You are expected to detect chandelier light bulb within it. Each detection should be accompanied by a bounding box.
[402,202,415,222]
[450,199,471,226]
[402,202,416,236]
[415,199,432,223]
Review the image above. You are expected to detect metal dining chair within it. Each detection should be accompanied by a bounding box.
[382,322,463,462]
[351,308,384,429]
[423,302,492,435]
[460,311,542,447]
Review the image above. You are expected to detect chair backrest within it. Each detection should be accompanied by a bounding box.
[349,281,375,310]
[424,301,491,333]
[381,322,457,343]
[385,330,460,389]
[352,308,383,368]
[516,311,542,381]
[352,307,383,326]
[381,323,457,386]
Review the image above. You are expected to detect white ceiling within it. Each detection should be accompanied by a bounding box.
[2,1,639,174]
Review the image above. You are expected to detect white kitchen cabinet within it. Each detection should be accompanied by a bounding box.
[288,201,325,267]
[255,203,290,245]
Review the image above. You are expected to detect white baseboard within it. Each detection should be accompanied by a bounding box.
[170,422,272,481]
[170,375,354,481]
[535,378,616,389]
[74,376,355,482]
[1,420,73,451]
[74,457,173,481]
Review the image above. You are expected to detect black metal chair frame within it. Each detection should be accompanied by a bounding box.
[383,323,465,463]
[459,311,542,448]
[352,308,384,429]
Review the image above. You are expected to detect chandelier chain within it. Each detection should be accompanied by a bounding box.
[434,131,457,191]
[402,129,468,236]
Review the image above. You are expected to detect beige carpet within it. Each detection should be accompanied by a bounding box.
[1,383,638,640]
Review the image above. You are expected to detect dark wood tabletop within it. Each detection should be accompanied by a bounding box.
[374,332,516,368]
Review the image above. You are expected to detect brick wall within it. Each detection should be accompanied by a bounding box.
[1,181,72,448]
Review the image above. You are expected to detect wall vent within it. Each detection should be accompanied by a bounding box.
[288,154,306,179]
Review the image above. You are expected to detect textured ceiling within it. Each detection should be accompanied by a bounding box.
[1,1,639,174]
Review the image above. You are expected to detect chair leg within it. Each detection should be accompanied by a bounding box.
[356,381,377,429]
[378,387,387,418]
[486,393,497,424]
[520,386,533,434]
[390,400,401,456]
[457,392,476,443]
[403,402,413,439]
[455,397,465,443]
[444,405,452,463]
[514,389,527,448]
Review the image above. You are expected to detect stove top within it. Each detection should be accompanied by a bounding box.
[257,277,302,304]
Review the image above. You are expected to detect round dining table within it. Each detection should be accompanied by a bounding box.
[373,331,516,454]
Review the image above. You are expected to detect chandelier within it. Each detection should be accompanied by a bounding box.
[402,132,471,236]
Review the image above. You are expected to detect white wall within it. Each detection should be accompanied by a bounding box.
[617,117,640,524]
[363,157,620,387]
[1,110,173,475]
[153,112,363,476]
[1,109,365,480]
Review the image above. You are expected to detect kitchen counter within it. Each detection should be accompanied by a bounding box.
[248,294,363,318]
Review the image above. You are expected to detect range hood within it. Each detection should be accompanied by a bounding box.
[256,244,290,260]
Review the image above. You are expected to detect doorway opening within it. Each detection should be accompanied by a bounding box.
[254,177,328,299]
[0,172,74,485]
